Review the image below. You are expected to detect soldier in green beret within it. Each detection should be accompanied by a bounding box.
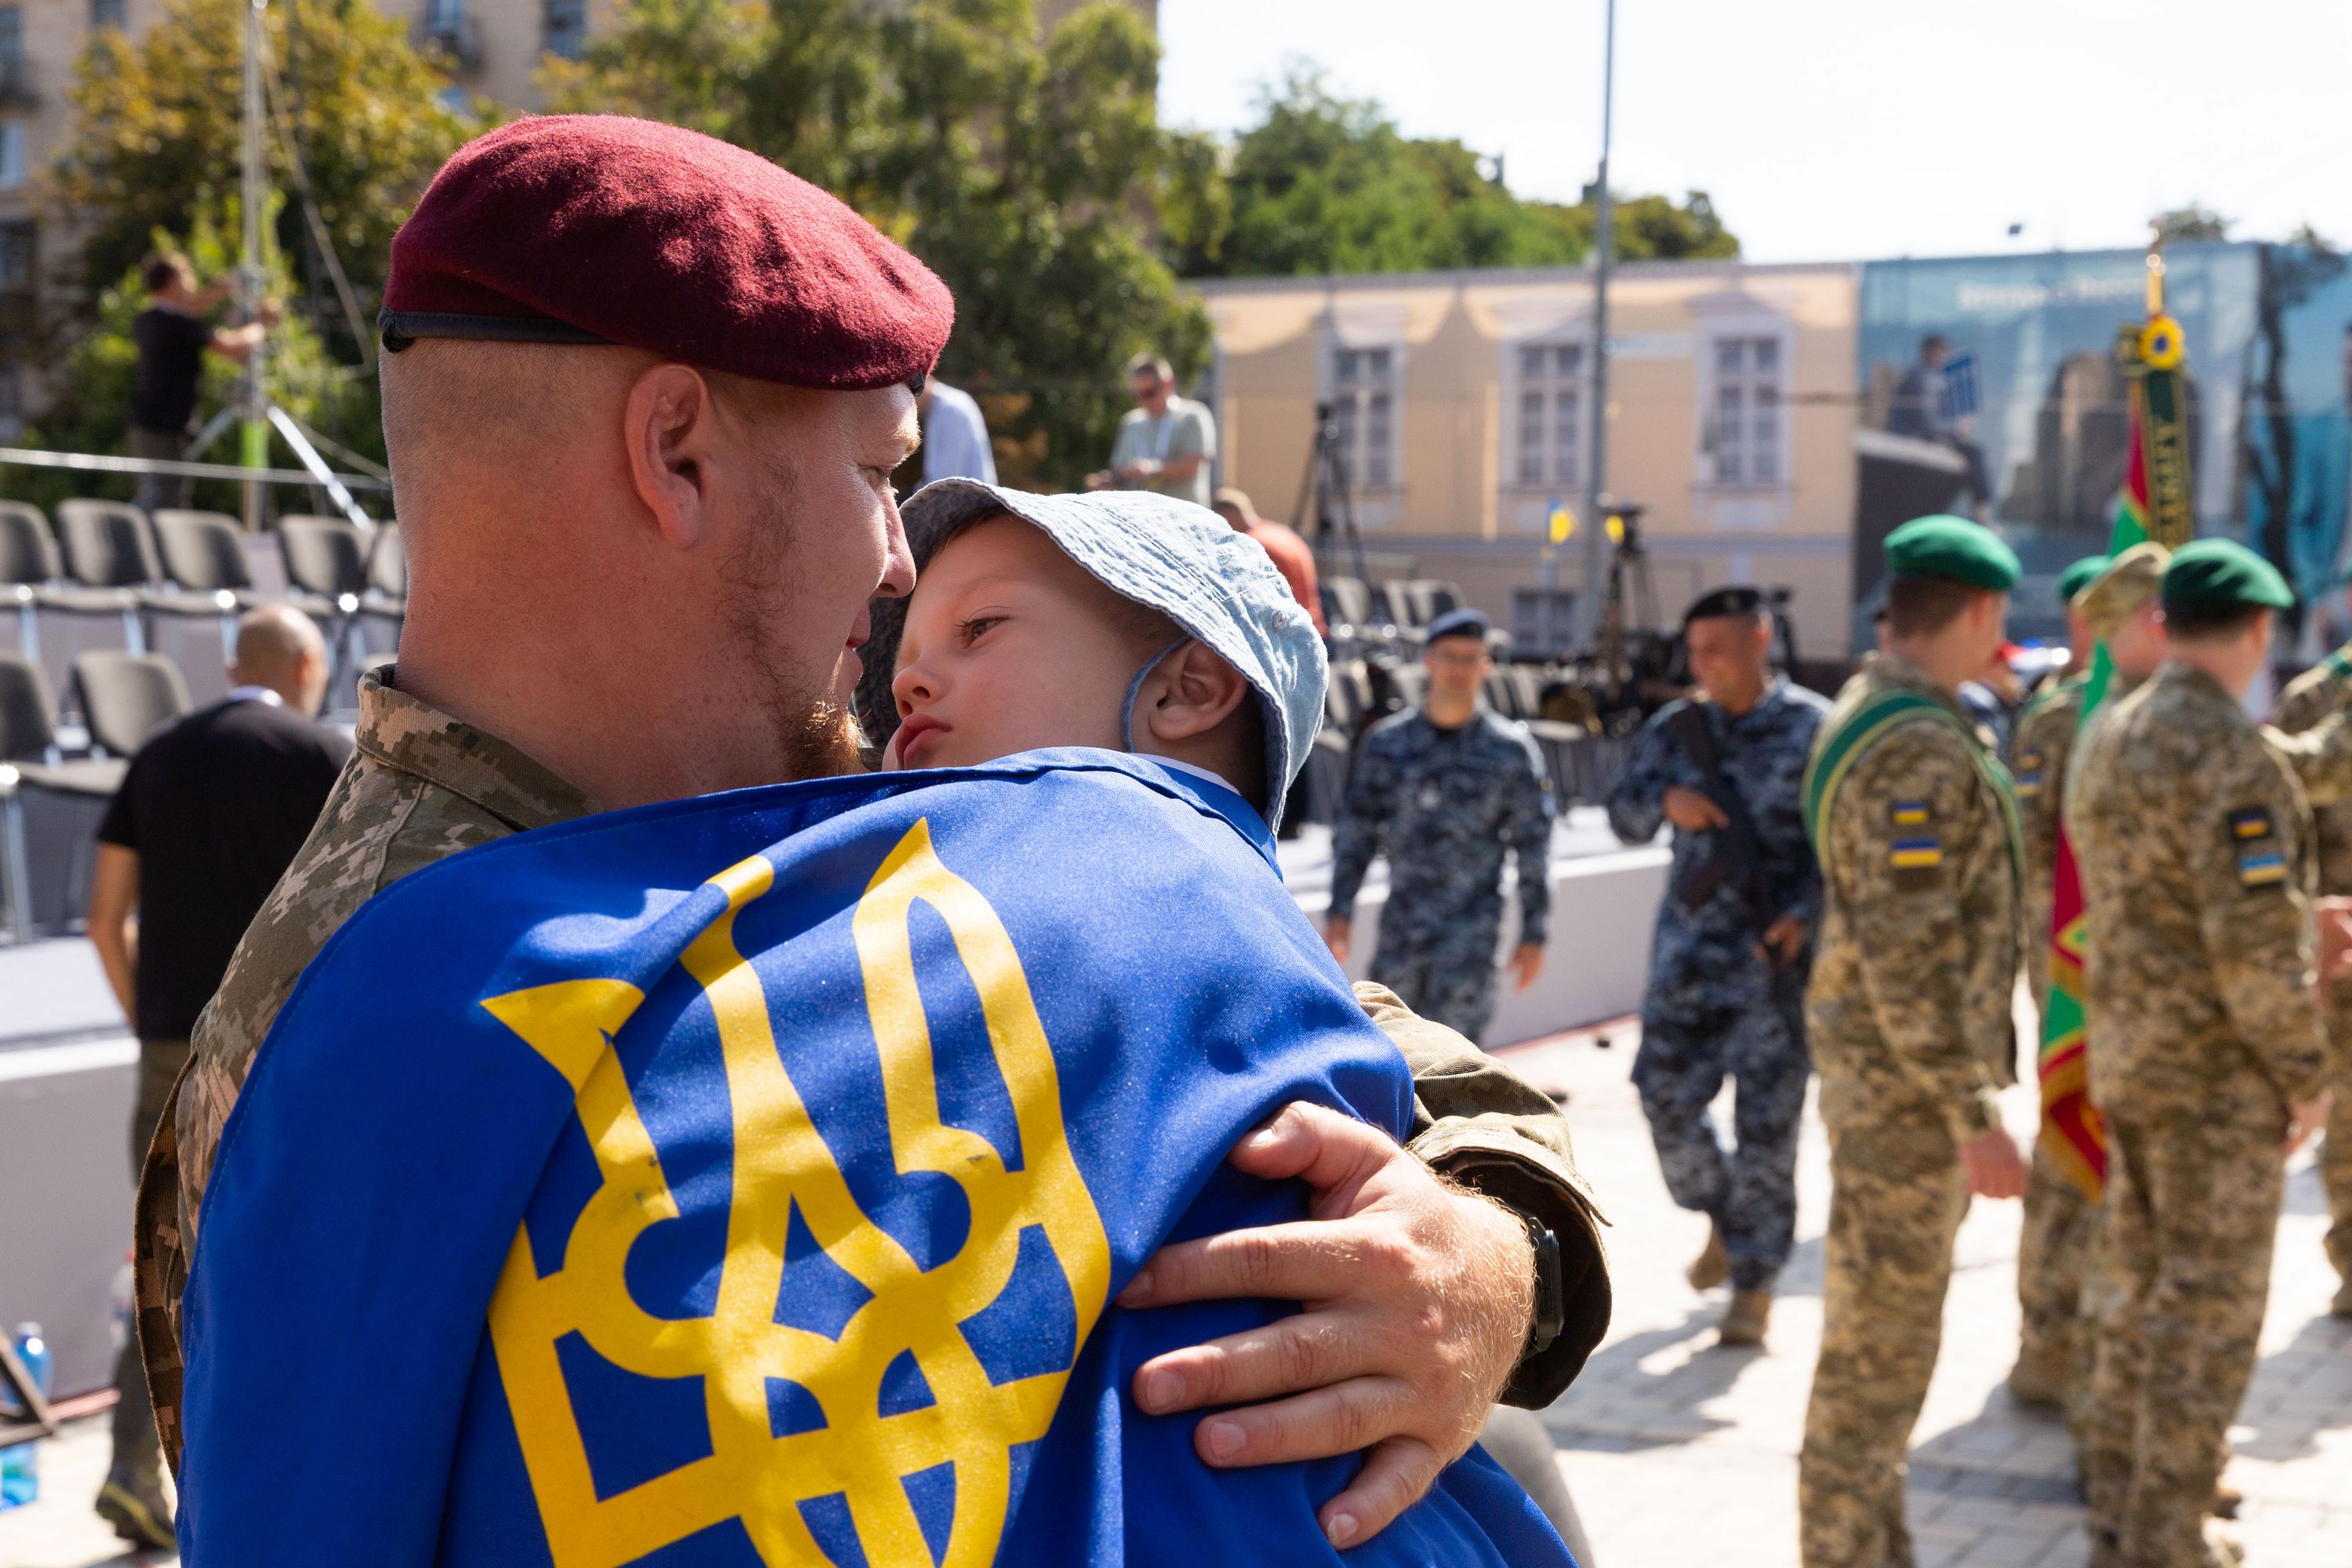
[2068,539,2334,1568]
[1797,514,2032,1568]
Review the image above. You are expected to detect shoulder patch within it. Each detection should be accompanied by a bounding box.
[2013,749,2044,797]
[2230,805,2274,840]
[1890,800,1931,828]
[2230,804,2287,889]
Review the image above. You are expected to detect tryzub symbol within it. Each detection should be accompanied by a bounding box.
[484,821,1109,1566]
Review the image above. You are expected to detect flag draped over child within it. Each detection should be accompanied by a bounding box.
[173,751,1570,1568]
[2038,263,2198,1196]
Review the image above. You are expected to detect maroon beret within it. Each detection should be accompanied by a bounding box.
[379,114,953,391]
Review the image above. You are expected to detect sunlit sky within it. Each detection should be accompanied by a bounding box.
[1158,0,2352,265]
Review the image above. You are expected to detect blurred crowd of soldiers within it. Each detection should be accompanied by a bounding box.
[1613,516,2352,1568]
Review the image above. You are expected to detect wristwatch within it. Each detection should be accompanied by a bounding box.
[1519,1211,1566,1356]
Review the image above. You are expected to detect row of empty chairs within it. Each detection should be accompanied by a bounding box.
[1319,576,1467,653]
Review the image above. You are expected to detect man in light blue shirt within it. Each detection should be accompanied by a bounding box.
[918,375,997,484]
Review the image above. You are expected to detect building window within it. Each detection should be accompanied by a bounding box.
[91,0,126,29]
[1708,334,1784,485]
[0,6,21,96]
[1330,345,1399,490]
[0,220,33,291]
[1513,341,1584,488]
[544,0,586,58]
[423,0,463,29]
[0,124,24,191]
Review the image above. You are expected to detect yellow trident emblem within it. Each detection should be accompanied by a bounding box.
[480,820,1111,1566]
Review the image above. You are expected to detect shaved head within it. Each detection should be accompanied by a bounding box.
[232,603,330,713]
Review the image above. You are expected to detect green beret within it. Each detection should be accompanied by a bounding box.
[1883,514,2021,591]
[2161,538,2295,615]
[2057,554,2111,605]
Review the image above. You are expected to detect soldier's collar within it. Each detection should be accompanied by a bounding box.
[354,666,597,833]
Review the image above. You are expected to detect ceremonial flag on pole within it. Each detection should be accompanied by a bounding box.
[2038,253,2198,1196]
[174,752,1570,1568]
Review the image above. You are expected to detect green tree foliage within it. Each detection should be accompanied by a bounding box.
[1177,67,1737,278]
[548,0,1216,489]
[2152,205,2230,244]
[53,0,474,325]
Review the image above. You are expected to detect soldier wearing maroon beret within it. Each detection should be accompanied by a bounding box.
[132,114,1602,1555]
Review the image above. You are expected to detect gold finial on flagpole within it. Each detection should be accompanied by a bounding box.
[2146,220,2166,320]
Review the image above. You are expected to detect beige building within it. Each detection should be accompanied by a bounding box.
[1197,260,1864,657]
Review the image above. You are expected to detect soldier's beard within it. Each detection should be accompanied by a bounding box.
[720,473,868,785]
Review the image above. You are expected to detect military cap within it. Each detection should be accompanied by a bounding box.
[1883,514,2020,591]
[2077,543,2168,638]
[2161,538,2296,615]
[378,116,953,390]
[1424,607,1493,645]
[2056,554,2111,605]
[1682,584,1766,626]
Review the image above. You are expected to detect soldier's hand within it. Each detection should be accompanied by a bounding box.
[2320,898,2352,984]
[1120,1102,1536,1549]
[1662,785,1729,833]
[1507,940,1544,992]
[1756,913,1805,968]
[1958,1127,2029,1200]
[1324,915,1352,964]
[2285,1091,2334,1156]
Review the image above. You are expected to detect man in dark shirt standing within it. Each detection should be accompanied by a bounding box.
[129,252,276,514]
[84,603,347,1547]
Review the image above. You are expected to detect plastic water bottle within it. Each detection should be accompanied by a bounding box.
[0,1323,49,1508]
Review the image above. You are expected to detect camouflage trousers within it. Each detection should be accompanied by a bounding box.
[113,1039,187,1488]
[1371,933,1501,1047]
[1633,982,1810,1291]
[1799,1103,1969,1568]
[2085,1102,2282,1568]
[2016,1136,2100,1373]
[2325,1037,2352,1288]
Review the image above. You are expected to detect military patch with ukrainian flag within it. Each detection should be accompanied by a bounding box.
[2231,805,2287,890]
[1891,800,1931,828]
[2013,751,2044,799]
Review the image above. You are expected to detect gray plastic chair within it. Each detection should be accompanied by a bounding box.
[365,523,407,603]
[0,652,126,940]
[277,515,368,600]
[150,510,260,597]
[74,649,191,758]
[56,499,162,589]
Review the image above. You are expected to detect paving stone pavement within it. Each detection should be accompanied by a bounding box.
[1500,1016,2352,1568]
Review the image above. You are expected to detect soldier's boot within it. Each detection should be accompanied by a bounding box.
[2210,1479,2242,1520]
[2198,1516,2245,1568]
[94,1470,175,1551]
[1716,1288,1771,1347]
[2005,1341,2069,1410]
[2332,1272,2352,1319]
[1686,1225,1730,1291]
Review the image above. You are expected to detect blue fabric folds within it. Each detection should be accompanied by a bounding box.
[178,749,1571,1568]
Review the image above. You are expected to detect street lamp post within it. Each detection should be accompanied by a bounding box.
[238,0,270,529]
[1574,0,1616,648]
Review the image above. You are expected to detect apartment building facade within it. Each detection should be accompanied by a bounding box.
[1196,260,1864,658]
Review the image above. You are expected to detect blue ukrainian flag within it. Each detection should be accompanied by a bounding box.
[176,750,1570,1568]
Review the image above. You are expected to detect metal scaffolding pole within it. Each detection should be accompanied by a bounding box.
[238,0,270,529]
[1573,0,1616,647]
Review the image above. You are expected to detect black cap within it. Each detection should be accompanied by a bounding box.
[1682,585,1766,627]
[1424,607,1492,645]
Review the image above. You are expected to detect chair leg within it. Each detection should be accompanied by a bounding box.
[124,604,147,655]
[1,793,32,945]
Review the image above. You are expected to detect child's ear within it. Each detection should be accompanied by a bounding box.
[1142,642,1250,742]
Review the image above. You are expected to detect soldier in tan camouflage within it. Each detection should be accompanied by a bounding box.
[2067,539,2335,1568]
[133,117,1610,1548]
[2006,546,2165,1410]
[1798,515,2031,1568]
[2269,568,2352,1322]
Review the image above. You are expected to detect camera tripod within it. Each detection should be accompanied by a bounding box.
[1290,400,1374,589]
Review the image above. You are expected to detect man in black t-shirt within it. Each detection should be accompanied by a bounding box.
[84,604,347,1547]
[129,252,277,513]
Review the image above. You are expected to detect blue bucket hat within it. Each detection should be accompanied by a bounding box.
[862,480,1328,822]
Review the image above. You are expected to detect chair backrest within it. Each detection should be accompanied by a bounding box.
[1326,658,1371,731]
[56,499,162,588]
[74,649,192,758]
[151,510,256,593]
[0,501,58,586]
[1385,661,1428,712]
[366,524,407,598]
[1483,667,1522,718]
[278,515,368,597]
[1377,579,1422,629]
[0,652,59,761]
[1416,580,1464,621]
[1322,576,1374,631]
[1505,665,1548,720]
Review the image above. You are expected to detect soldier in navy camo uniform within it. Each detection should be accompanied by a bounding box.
[1327,609,1554,1047]
[1608,586,1831,1342]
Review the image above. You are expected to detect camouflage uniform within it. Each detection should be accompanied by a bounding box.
[2271,648,2352,1301]
[2068,663,2331,1568]
[2007,672,2102,1389]
[1606,677,1830,1291]
[1798,654,2020,1568]
[1330,706,1555,1045]
[136,669,1610,1471]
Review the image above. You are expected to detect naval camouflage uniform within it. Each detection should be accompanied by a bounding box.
[2068,663,2332,1568]
[2272,648,2352,1307]
[1606,677,1830,1292]
[1328,705,1555,1046]
[2007,671,2103,1390]
[135,669,1611,1471]
[1798,653,2021,1568]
